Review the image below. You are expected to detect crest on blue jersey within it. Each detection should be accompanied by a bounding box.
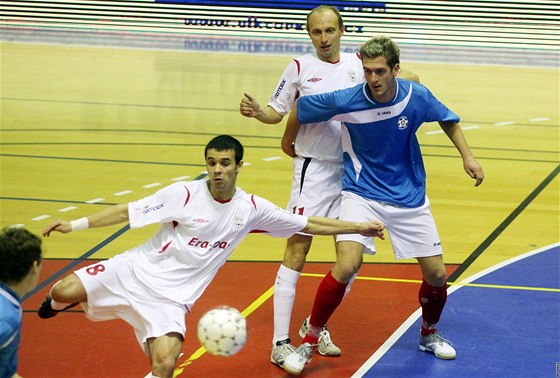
[397,116,408,130]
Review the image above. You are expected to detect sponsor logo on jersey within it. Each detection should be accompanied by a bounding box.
[397,116,409,130]
[274,79,286,98]
[307,77,322,82]
[193,218,209,223]
[188,237,229,251]
[143,203,164,214]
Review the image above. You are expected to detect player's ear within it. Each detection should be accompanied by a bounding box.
[236,160,244,172]
[393,63,401,76]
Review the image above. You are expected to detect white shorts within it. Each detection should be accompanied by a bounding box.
[75,253,187,353]
[336,191,443,259]
[287,157,343,236]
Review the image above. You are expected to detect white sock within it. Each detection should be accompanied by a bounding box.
[272,264,300,346]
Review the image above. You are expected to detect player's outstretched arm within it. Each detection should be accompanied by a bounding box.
[239,93,283,124]
[439,121,485,186]
[42,203,130,237]
[281,104,301,157]
[302,216,385,239]
[399,68,420,83]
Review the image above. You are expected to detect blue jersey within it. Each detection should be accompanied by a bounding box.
[297,79,460,208]
[0,283,21,378]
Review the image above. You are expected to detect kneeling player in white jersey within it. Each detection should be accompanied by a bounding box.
[239,5,419,365]
[37,135,385,378]
[281,36,485,376]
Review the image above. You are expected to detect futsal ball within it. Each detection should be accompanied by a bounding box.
[197,305,247,356]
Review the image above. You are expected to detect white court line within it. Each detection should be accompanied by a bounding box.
[114,190,133,196]
[10,224,25,228]
[351,242,560,377]
[460,125,480,131]
[172,176,190,181]
[143,183,161,188]
[426,125,480,135]
[494,121,515,126]
[529,117,550,122]
[263,156,282,161]
[32,215,50,221]
[86,198,105,204]
[59,206,77,212]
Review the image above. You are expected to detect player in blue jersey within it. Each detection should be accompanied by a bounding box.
[0,227,43,378]
[240,6,419,366]
[281,35,484,375]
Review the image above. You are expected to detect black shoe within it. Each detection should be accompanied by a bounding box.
[38,296,78,319]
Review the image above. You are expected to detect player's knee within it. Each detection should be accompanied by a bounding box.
[51,275,85,303]
[423,269,447,287]
[151,358,176,378]
[333,260,360,283]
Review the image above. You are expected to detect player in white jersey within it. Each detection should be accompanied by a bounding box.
[239,5,419,365]
[37,135,385,378]
[281,36,484,375]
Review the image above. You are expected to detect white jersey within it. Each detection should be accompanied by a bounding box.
[126,180,307,308]
[268,52,364,162]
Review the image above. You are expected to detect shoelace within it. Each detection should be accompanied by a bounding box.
[319,330,333,344]
[432,333,453,347]
[297,343,316,357]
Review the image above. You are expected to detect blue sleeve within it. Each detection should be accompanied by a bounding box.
[297,91,341,124]
[423,86,460,123]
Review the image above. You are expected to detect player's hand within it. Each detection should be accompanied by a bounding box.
[239,93,260,118]
[359,220,385,239]
[281,135,296,157]
[42,220,72,237]
[463,156,484,187]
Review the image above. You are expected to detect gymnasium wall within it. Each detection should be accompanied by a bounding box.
[1,0,558,50]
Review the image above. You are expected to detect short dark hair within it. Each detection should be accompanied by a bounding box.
[360,35,400,69]
[205,135,244,164]
[306,5,343,32]
[0,227,42,283]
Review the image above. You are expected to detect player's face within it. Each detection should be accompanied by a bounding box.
[362,55,400,103]
[206,148,242,200]
[307,9,343,63]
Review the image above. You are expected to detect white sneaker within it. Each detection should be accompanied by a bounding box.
[270,338,296,366]
[299,316,341,356]
[419,331,456,360]
[283,342,314,376]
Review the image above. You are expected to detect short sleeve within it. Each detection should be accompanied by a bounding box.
[267,60,300,116]
[250,195,307,237]
[128,182,190,229]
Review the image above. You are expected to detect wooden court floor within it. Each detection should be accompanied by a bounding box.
[1,40,559,376]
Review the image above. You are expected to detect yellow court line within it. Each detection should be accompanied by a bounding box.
[173,285,275,377]
[301,272,560,293]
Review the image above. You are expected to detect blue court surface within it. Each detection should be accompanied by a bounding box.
[356,244,560,378]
